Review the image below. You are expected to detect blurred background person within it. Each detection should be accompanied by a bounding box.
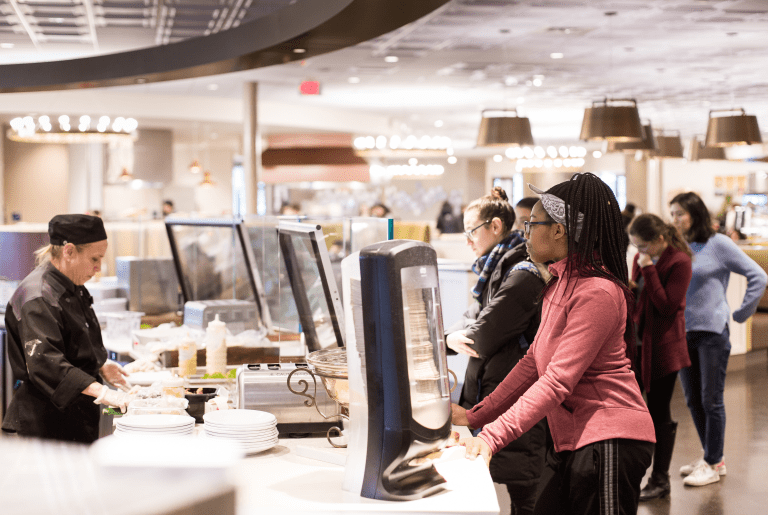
[436,200,463,234]
[512,197,539,233]
[445,186,547,515]
[669,192,767,487]
[162,199,174,217]
[628,214,693,500]
[279,203,301,216]
[370,203,391,218]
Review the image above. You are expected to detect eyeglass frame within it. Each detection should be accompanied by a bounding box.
[464,220,491,241]
[524,220,556,236]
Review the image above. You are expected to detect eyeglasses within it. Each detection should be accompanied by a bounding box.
[464,220,490,241]
[524,220,555,236]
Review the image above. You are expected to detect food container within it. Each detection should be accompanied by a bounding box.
[306,347,349,410]
[161,377,185,398]
[104,311,144,341]
[178,334,197,378]
[185,388,218,423]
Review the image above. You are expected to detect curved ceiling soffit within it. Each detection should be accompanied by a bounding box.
[0,0,451,93]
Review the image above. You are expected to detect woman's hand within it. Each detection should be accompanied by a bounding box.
[451,403,470,426]
[637,252,653,268]
[459,437,492,466]
[446,330,478,358]
[100,360,132,392]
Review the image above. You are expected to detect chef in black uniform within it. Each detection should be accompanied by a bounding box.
[2,214,133,443]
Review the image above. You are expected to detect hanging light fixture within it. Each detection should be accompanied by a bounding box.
[653,130,684,158]
[189,159,202,174]
[704,108,762,147]
[199,171,215,187]
[607,121,655,152]
[689,136,727,161]
[476,108,534,147]
[119,167,133,181]
[580,98,644,142]
[7,115,138,143]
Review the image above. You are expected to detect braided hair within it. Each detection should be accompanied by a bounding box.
[542,173,636,366]
[466,186,516,232]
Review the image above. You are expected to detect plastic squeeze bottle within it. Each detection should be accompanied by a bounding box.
[205,314,227,376]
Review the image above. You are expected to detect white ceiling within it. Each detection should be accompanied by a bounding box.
[4,0,768,153]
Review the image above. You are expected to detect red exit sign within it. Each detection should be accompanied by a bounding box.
[299,80,320,95]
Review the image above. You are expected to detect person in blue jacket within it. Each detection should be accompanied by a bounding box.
[669,192,767,487]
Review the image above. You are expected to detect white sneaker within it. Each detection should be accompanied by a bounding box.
[680,457,726,476]
[683,462,721,486]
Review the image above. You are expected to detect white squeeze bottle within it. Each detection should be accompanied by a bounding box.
[205,314,227,376]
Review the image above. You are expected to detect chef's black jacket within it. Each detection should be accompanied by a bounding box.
[2,261,107,443]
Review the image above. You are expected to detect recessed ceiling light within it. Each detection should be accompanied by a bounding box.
[532,78,543,87]
[493,155,503,162]
[1,43,14,49]
[434,120,443,128]
[447,156,457,164]
[293,48,306,54]
[207,84,219,91]
[592,150,602,158]
[550,53,564,59]
[384,55,399,63]
[517,97,525,104]
[348,77,360,84]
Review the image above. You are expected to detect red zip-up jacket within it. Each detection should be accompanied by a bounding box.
[466,258,655,454]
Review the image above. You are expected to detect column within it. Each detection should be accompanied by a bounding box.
[243,82,261,215]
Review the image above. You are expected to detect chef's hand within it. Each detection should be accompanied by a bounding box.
[92,384,133,413]
[446,330,478,358]
[459,437,492,467]
[101,360,132,392]
[451,403,471,426]
[637,252,653,268]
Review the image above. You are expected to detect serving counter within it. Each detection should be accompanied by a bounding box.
[0,427,499,515]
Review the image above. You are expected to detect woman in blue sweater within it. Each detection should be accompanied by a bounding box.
[669,192,767,487]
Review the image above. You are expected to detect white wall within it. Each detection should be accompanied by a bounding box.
[172,141,240,216]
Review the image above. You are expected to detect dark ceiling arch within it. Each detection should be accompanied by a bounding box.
[0,0,450,93]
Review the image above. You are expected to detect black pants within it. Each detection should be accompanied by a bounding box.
[533,438,654,515]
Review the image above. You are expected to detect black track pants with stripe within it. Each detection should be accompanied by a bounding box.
[533,438,654,515]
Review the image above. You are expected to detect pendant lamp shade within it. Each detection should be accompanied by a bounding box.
[653,131,684,158]
[608,122,655,152]
[689,136,727,161]
[476,108,534,147]
[580,98,643,142]
[704,108,762,147]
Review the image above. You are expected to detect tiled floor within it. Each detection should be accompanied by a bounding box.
[638,353,768,515]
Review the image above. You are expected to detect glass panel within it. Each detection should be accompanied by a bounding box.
[278,227,341,351]
[400,265,450,430]
[243,217,300,334]
[169,223,253,302]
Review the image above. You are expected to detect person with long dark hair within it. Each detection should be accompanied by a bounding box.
[669,192,767,487]
[628,214,693,500]
[446,186,547,515]
[452,173,655,515]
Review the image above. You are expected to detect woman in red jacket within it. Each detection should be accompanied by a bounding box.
[452,173,655,515]
[628,214,692,500]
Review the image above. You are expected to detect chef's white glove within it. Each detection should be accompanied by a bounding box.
[93,385,133,413]
[101,360,132,392]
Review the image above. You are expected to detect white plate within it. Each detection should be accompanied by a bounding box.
[116,427,194,434]
[203,409,276,427]
[203,423,277,434]
[243,440,279,454]
[204,427,278,438]
[203,433,278,443]
[116,414,194,429]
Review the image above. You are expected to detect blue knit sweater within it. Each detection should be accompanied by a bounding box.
[686,233,767,333]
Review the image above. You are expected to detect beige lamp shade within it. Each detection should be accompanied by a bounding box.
[580,98,643,142]
[689,136,727,161]
[653,131,684,158]
[705,108,762,147]
[476,108,534,147]
[608,122,655,152]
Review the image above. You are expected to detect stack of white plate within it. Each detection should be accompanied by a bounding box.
[114,414,195,437]
[202,409,278,454]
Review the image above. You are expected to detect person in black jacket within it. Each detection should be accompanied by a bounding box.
[2,214,134,443]
[445,187,547,515]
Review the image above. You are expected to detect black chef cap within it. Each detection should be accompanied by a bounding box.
[48,214,107,246]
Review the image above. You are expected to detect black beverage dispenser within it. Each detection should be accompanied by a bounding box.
[353,240,452,501]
